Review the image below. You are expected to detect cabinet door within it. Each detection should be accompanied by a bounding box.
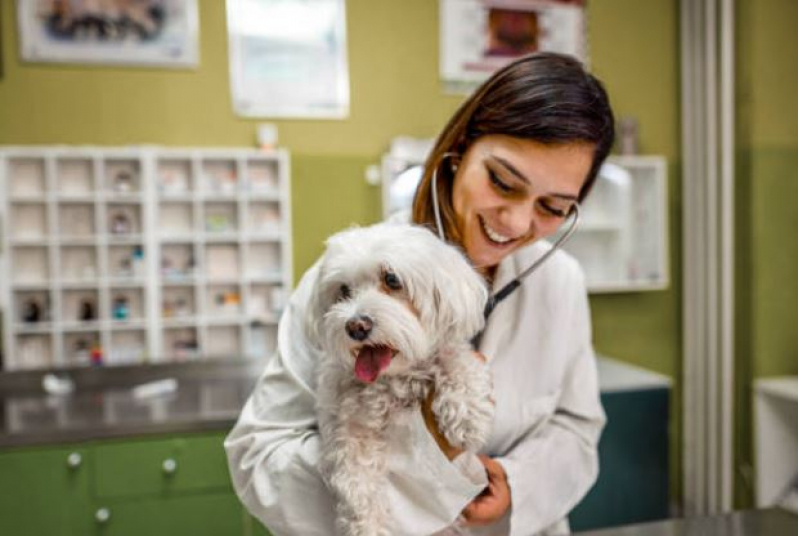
[0,445,91,536]
[90,493,245,536]
[93,433,232,499]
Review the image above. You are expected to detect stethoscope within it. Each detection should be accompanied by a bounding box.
[430,153,582,345]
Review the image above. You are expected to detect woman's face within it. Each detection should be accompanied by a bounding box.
[451,134,595,273]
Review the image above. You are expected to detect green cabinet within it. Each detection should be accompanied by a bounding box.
[0,432,262,536]
[0,445,92,536]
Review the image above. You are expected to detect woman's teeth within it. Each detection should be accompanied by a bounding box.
[481,219,513,244]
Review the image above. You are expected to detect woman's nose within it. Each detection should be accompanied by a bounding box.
[499,202,536,238]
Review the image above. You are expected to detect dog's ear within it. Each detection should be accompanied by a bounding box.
[304,256,330,346]
[422,243,487,345]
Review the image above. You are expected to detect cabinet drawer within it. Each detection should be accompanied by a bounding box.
[93,433,232,499]
[89,492,244,536]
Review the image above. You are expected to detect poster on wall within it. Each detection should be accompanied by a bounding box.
[440,0,587,90]
[16,0,199,68]
[227,0,350,119]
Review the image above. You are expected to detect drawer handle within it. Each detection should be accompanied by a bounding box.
[95,507,111,524]
[162,458,178,475]
[66,452,82,469]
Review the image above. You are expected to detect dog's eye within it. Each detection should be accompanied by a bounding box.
[383,271,402,291]
[338,284,351,301]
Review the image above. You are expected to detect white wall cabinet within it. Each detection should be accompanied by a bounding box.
[1,147,291,371]
[382,142,669,293]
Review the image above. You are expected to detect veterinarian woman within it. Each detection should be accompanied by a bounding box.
[225,52,615,535]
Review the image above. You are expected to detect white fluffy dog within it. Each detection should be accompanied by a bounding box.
[308,223,494,536]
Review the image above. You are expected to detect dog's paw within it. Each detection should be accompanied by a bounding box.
[432,362,494,451]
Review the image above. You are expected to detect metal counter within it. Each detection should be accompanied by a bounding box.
[0,360,262,448]
[575,508,798,536]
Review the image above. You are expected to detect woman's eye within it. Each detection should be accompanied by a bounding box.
[383,272,402,290]
[488,169,514,193]
[538,200,570,218]
[338,284,351,300]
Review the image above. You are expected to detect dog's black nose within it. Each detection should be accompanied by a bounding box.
[345,315,373,341]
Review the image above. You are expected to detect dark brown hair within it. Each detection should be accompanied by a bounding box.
[412,52,615,244]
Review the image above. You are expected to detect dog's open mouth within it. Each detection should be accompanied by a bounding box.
[353,345,394,383]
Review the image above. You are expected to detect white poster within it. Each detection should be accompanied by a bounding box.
[227,0,350,119]
[440,0,587,86]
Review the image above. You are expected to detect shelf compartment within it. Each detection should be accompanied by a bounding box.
[205,284,242,318]
[104,159,141,194]
[201,159,238,194]
[63,332,101,366]
[107,203,142,237]
[245,159,279,194]
[60,245,99,282]
[56,158,94,195]
[247,284,285,321]
[9,202,48,240]
[159,201,194,236]
[247,201,282,234]
[108,288,145,322]
[160,243,197,281]
[108,245,146,280]
[206,325,242,358]
[246,243,281,279]
[62,289,101,323]
[162,287,196,319]
[157,158,193,195]
[204,202,238,233]
[162,327,200,361]
[205,244,239,279]
[12,246,50,284]
[58,202,95,238]
[15,334,54,369]
[108,330,147,365]
[7,158,46,196]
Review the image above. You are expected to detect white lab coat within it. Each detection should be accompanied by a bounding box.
[225,226,605,536]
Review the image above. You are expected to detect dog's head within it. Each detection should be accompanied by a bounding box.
[307,223,487,383]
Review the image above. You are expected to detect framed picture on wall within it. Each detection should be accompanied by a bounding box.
[440,0,587,90]
[16,0,199,68]
[226,0,350,119]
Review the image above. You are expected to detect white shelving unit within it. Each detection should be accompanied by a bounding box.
[381,144,669,293]
[1,146,291,370]
[558,155,669,292]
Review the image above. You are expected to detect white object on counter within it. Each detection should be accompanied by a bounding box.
[131,378,178,399]
[42,373,75,395]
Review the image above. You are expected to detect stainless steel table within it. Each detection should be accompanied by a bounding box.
[576,508,798,536]
[0,360,261,447]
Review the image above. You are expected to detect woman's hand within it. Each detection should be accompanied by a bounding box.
[461,455,511,526]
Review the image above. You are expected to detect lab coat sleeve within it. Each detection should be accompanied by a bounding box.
[224,264,488,536]
[497,265,606,536]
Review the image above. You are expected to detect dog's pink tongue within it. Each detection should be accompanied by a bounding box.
[354,346,392,383]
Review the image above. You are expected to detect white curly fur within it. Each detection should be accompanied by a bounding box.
[309,223,495,536]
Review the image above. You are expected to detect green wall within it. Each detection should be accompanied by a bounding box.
[0,0,684,501]
[735,0,798,507]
